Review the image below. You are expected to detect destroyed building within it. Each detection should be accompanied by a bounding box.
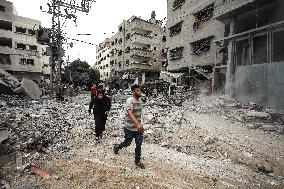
[95,38,111,81]
[213,0,284,112]
[166,0,225,88]
[108,11,166,85]
[0,0,50,83]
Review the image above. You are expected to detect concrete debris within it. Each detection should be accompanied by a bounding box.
[14,79,42,99]
[30,163,51,179]
[0,69,20,95]
[242,111,272,121]
[0,130,9,144]
[0,92,283,188]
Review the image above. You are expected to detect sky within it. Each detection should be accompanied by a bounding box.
[10,0,167,66]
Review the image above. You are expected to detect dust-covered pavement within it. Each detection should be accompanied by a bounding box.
[1,93,284,189]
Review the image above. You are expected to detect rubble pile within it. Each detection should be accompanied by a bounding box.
[0,94,93,158]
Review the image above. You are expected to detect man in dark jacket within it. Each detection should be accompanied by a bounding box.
[88,89,111,141]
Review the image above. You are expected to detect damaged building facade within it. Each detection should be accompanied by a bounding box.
[109,12,166,85]
[166,0,224,89]
[0,0,50,82]
[213,0,284,111]
[95,38,111,81]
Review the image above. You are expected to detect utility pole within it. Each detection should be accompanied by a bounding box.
[39,0,95,90]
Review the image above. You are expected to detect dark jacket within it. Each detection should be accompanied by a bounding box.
[89,95,111,117]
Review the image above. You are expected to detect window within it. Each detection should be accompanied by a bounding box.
[118,38,123,44]
[193,4,214,30]
[125,46,130,53]
[126,33,131,40]
[191,36,213,55]
[125,59,130,65]
[162,36,166,42]
[118,61,122,68]
[172,0,185,11]
[0,5,5,12]
[0,37,12,48]
[169,47,184,60]
[28,29,36,35]
[273,30,284,62]
[153,47,156,50]
[27,59,34,65]
[115,38,118,44]
[235,39,250,66]
[16,43,26,50]
[252,34,268,64]
[118,50,122,56]
[20,58,26,65]
[15,26,27,34]
[119,26,123,32]
[169,21,183,37]
[0,53,11,64]
[0,20,12,31]
[29,45,37,51]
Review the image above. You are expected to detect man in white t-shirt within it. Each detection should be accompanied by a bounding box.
[113,84,145,169]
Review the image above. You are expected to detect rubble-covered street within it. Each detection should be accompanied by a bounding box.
[1,92,284,189]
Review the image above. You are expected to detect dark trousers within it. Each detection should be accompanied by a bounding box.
[94,115,106,137]
[117,127,143,163]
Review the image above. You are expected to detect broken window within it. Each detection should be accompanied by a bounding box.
[16,43,27,50]
[125,46,130,53]
[193,4,214,30]
[191,36,213,55]
[119,26,123,32]
[169,21,183,37]
[29,45,37,51]
[118,38,123,44]
[0,20,12,31]
[118,50,122,56]
[162,36,166,42]
[169,47,184,60]
[19,58,26,65]
[125,59,130,65]
[126,33,131,40]
[0,53,11,64]
[110,60,114,66]
[15,26,27,34]
[28,29,36,35]
[27,59,34,65]
[162,60,167,67]
[235,39,250,66]
[0,37,12,48]
[172,0,185,11]
[0,5,5,12]
[273,30,284,62]
[253,34,267,64]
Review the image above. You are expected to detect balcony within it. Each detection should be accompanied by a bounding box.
[214,0,271,21]
[130,49,151,59]
[130,33,152,45]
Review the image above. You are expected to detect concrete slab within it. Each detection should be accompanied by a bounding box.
[14,78,42,99]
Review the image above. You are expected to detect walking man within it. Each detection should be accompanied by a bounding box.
[88,89,111,141]
[113,84,145,169]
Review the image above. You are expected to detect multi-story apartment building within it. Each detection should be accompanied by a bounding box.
[109,12,166,84]
[0,0,50,82]
[213,0,284,111]
[166,0,225,86]
[95,39,111,81]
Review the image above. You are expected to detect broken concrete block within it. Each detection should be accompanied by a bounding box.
[14,78,42,99]
[242,111,272,121]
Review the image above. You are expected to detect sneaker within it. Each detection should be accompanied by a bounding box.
[113,144,119,154]
[135,161,145,169]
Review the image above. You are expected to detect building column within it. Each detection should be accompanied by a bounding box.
[225,18,235,97]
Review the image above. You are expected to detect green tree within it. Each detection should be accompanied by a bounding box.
[62,59,100,90]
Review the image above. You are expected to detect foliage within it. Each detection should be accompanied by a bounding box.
[62,59,100,90]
